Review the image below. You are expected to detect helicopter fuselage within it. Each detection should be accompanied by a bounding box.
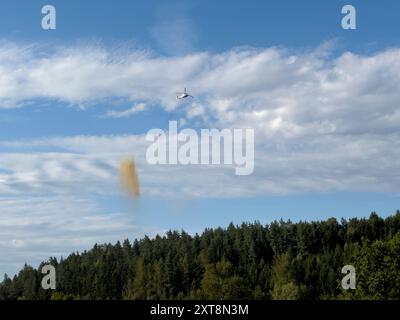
[176,93,189,99]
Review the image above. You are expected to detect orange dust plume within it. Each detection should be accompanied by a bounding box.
[120,158,140,199]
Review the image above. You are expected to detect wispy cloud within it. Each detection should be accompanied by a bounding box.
[103,103,146,118]
[1,131,400,198]
[1,41,400,275]
[149,3,199,55]
[0,195,162,276]
[1,41,400,138]
[0,41,400,196]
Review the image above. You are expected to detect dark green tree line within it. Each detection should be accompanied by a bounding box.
[1,211,399,300]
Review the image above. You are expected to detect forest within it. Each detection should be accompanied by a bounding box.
[0,211,399,300]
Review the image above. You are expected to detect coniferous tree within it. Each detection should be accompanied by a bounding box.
[1,211,399,300]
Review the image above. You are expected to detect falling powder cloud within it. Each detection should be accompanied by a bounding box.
[120,158,140,199]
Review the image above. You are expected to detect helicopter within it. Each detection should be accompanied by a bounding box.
[176,88,194,100]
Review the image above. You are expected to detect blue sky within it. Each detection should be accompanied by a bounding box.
[1,0,399,51]
[1,0,400,276]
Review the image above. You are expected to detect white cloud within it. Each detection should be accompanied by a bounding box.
[1,41,400,274]
[0,41,400,197]
[103,103,146,118]
[0,131,400,198]
[0,41,400,137]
